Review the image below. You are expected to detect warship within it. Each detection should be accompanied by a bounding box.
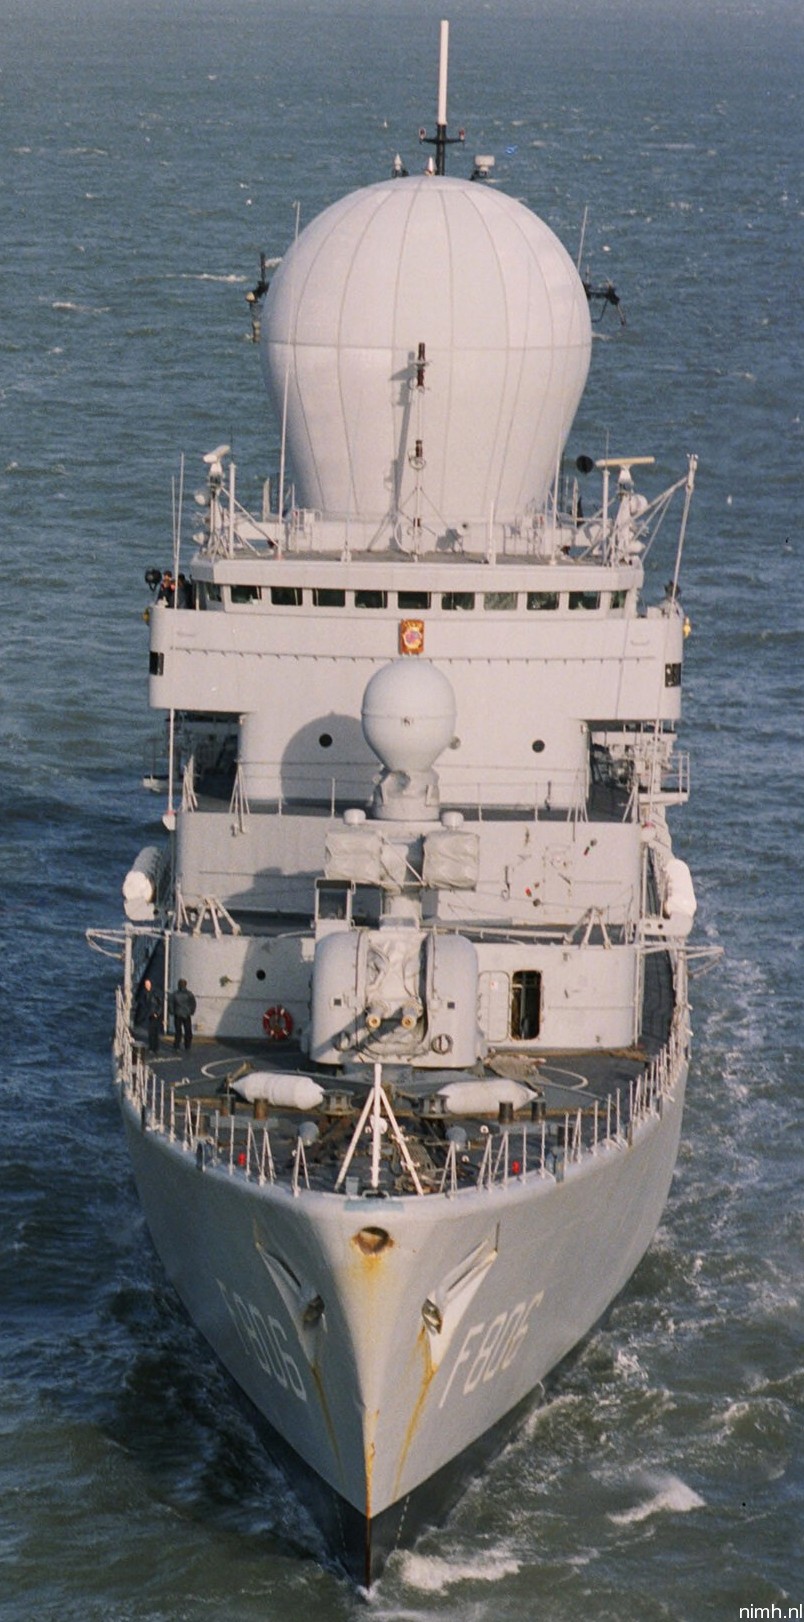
[90,22,700,1586]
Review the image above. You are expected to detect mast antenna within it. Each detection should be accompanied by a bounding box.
[419,19,464,175]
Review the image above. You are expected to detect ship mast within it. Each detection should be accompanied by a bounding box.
[435,18,449,174]
[419,19,464,175]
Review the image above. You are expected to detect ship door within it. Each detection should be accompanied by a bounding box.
[510,970,542,1040]
[315,879,353,935]
[478,971,510,1043]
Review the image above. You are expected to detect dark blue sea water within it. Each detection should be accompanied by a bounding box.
[1,1,802,1617]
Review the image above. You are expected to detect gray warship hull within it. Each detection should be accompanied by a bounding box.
[119,1035,687,1585]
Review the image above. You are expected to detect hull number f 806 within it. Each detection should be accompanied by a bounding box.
[439,1291,544,1408]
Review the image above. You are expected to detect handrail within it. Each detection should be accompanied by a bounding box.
[114,985,689,1201]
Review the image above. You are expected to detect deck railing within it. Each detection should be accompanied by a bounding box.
[116,985,689,1200]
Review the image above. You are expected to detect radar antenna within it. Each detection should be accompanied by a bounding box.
[583,277,627,325]
[577,207,626,325]
[245,253,282,342]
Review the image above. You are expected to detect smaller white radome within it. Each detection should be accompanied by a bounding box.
[362,659,457,773]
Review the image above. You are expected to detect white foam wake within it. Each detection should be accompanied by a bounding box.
[608,1473,705,1525]
[397,1550,522,1593]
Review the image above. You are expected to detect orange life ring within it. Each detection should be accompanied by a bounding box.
[262,1004,294,1041]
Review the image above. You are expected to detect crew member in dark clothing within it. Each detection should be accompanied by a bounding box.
[143,978,162,1054]
[156,570,175,605]
[169,978,197,1050]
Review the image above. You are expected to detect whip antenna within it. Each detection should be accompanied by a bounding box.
[436,19,449,173]
[419,18,464,174]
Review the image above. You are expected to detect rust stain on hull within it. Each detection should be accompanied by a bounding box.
[309,1358,342,1478]
[364,1420,379,1519]
[392,1324,438,1501]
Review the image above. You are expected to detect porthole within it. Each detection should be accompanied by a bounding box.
[531,739,545,753]
[256,969,266,982]
[319,733,333,748]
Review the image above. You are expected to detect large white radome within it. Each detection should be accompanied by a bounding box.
[261,176,591,534]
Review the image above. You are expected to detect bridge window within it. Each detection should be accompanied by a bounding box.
[526,592,559,611]
[271,586,303,606]
[484,592,517,610]
[313,588,346,607]
[355,590,388,609]
[569,591,601,611]
[231,584,261,603]
[398,590,431,610]
[442,592,475,611]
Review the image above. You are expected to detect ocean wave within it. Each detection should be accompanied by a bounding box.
[608,1472,705,1525]
[706,1392,796,1460]
[614,1347,648,1382]
[520,1388,582,1442]
[370,1603,441,1622]
[395,1550,522,1593]
[173,272,246,284]
[3,460,69,478]
[49,300,111,316]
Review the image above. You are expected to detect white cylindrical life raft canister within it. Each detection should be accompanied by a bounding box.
[122,845,165,922]
[661,857,697,937]
[436,1079,534,1116]
[233,1073,325,1111]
